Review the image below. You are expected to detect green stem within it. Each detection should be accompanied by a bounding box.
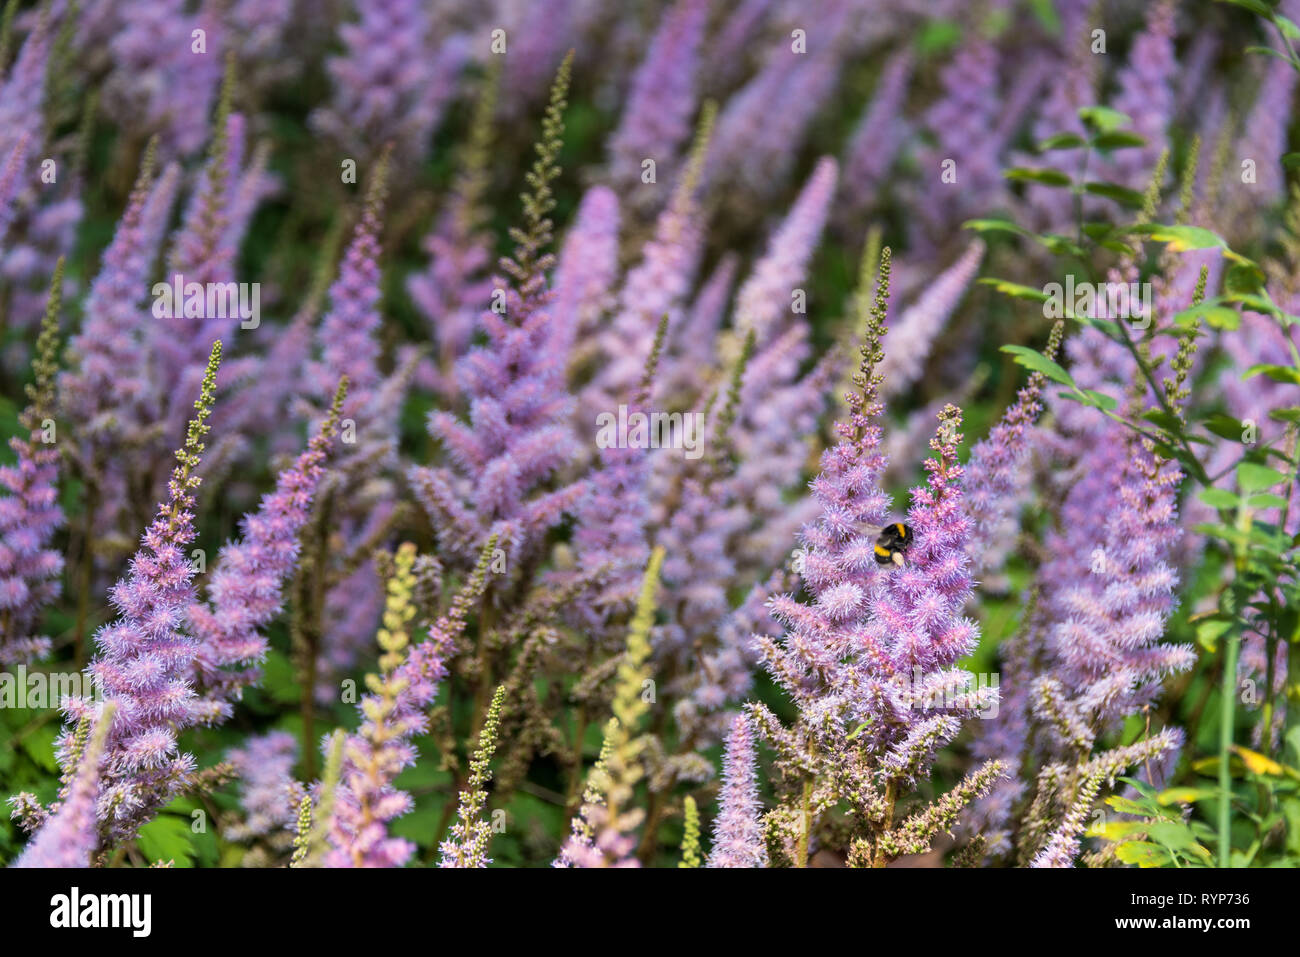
[796,778,812,868]
[1218,629,1239,868]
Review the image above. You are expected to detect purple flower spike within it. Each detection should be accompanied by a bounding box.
[707,713,767,868]
[14,704,117,868]
[607,0,709,218]
[57,343,223,847]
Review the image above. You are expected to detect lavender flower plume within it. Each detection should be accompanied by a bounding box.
[302,153,417,693]
[326,537,495,867]
[312,0,465,166]
[963,320,1064,574]
[551,184,621,370]
[842,51,912,215]
[653,335,753,684]
[0,133,29,240]
[225,730,298,863]
[727,351,838,575]
[557,548,664,868]
[325,544,424,868]
[220,0,298,99]
[752,249,1001,865]
[0,13,48,159]
[564,317,663,618]
[606,0,709,218]
[1223,40,1298,221]
[735,156,838,346]
[57,342,223,847]
[186,380,348,724]
[877,241,985,400]
[706,27,845,202]
[60,142,160,429]
[661,253,738,398]
[104,0,222,156]
[310,173,385,416]
[0,263,65,666]
[411,54,587,564]
[911,38,1004,246]
[1039,432,1193,733]
[155,72,237,385]
[1096,0,1177,193]
[60,147,180,552]
[584,102,714,423]
[407,66,498,395]
[13,703,116,868]
[707,713,767,867]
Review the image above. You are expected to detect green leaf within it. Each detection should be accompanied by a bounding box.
[1212,0,1275,17]
[1004,166,1072,187]
[1036,132,1087,152]
[1142,408,1183,432]
[1092,130,1147,150]
[1146,820,1210,859]
[1115,841,1174,867]
[1269,407,1300,424]
[1195,617,1232,653]
[962,218,1029,238]
[1202,413,1248,441]
[1244,363,1300,385]
[260,649,301,706]
[1283,152,1300,170]
[1198,487,1241,510]
[1245,44,1297,64]
[916,19,963,56]
[1250,493,1290,509]
[136,814,197,867]
[1223,261,1269,296]
[977,277,1050,302]
[1119,776,1161,802]
[1083,181,1146,207]
[1036,233,1087,257]
[1000,344,1076,386]
[1277,15,1300,40]
[1237,462,1288,493]
[1158,787,1219,805]
[19,723,60,774]
[1078,105,1131,133]
[1098,239,1138,256]
[1105,795,1154,816]
[1089,819,1150,840]
[1078,388,1119,411]
[1132,223,1226,251]
[1173,301,1240,331]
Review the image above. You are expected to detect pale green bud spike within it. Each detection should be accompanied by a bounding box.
[25,257,64,428]
[709,329,756,464]
[679,795,702,868]
[1176,136,1200,225]
[637,313,671,400]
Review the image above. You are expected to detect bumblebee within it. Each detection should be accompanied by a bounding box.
[873,522,913,567]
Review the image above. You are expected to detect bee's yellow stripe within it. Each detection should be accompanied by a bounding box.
[874,545,891,558]
[895,523,907,539]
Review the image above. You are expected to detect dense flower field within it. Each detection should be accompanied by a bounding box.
[0,0,1297,871]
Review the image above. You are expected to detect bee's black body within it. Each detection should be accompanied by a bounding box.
[873,522,913,566]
